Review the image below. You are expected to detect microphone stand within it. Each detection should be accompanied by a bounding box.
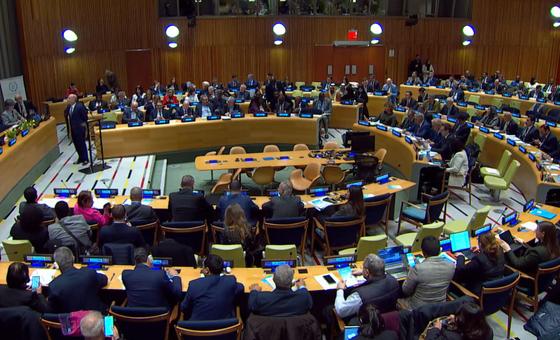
[79,115,111,174]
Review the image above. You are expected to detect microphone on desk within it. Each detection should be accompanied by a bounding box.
[60,179,69,189]
[494,207,509,227]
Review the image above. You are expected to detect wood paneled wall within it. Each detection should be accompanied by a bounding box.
[16,0,560,104]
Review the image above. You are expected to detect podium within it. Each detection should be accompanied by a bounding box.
[79,115,111,174]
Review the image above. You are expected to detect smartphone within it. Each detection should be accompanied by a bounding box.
[323,274,336,284]
[31,276,40,291]
[298,268,308,274]
[104,316,114,337]
[406,253,416,268]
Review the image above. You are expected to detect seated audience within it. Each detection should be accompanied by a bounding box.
[439,97,458,118]
[418,87,428,103]
[424,303,492,340]
[335,254,400,318]
[121,101,144,123]
[399,91,418,109]
[497,112,518,135]
[47,247,107,313]
[381,78,398,104]
[124,186,157,225]
[98,205,145,248]
[228,74,241,91]
[412,112,431,139]
[314,93,332,137]
[211,89,227,114]
[498,221,560,275]
[450,113,470,144]
[162,89,179,106]
[424,95,441,114]
[73,190,111,227]
[2,99,25,128]
[19,186,55,220]
[176,99,194,118]
[245,73,260,89]
[48,201,91,249]
[131,85,145,106]
[95,78,110,94]
[356,85,369,118]
[217,180,259,224]
[236,84,251,101]
[111,90,130,109]
[80,311,120,340]
[181,254,244,320]
[476,106,500,128]
[152,238,197,267]
[400,109,417,132]
[445,138,468,187]
[454,232,505,295]
[517,114,539,143]
[87,93,109,112]
[449,85,465,102]
[13,94,37,120]
[10,205,49,253]
[122,248,182,309]
[262,181,304,219]
[168,175,212,222]
[223,204,262,267]
[248,264,312,316]
[331,185,365,218]
[536,125,558,155]
[431,123,454,161]
[195,95,214,118]
[248,91,268,113]
[224,96,241,115]
[377,102,398,127]
[400,237,454,309]
[0,262,49,312]
[352,304,398,340]
[407,71,422,86]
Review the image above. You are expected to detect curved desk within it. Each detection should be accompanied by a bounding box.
[95,115,320,159]
[0,118,59,215]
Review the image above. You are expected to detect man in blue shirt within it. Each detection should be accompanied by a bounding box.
[217,180,259,224]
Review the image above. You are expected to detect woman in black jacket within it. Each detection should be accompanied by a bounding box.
[425,303,492,340]
[10,205,49,253]
[454,231,505,294]
[351,303,397,340]
[0,262,49,312]
[355,85,370,119]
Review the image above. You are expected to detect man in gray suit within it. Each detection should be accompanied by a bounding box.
[124,187,157,225]
[1,99,25,128]
[400,236,454,310]
[313,92,332,138]
[262,181,304,219]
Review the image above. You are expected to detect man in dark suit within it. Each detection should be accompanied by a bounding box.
[224,97,241,115]
[497,112,519,135]
[248,265,312,317]
[245,73,260,90]
[529,85,545,100]
[64,94,89,165]
[19,186,55,221]
[262,181,304,219]
[417,87,428,103]
[211,90,227,115]
[169,175,213,222]
[152,238,197,267]
[87,93,109,112]
[517,115,539,143]
[439,97,459,118]
[98,205,146,248]
[227,75,241,91]
[399,91,418,109]
[149,101,171,121]
[265,74,283,104]
[124,187,157,225]
[431,123,455,161]
[334,254,400,319]
[451,113,471,144]
[181,254,244,320]
[236,84,251,101]
[195,95,214,118]
[175,100,195,118]
[13,94,37,120]
[47,247,107,313]
[413,113,432,139]
[122,101,144,123]
[122,248,182,309]
[217,180,259,224]
[449,85,465,102]
[537,125,559,155]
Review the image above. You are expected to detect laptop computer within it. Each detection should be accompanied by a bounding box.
[344,326,359,340]
[378,246,408,279]
[498,230,524,253]
[450,231,475,260]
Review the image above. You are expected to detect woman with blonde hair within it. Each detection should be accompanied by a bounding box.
[223,204,262,266]
[453,231,505,294]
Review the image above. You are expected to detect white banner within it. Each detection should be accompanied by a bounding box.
[0,75,27,101]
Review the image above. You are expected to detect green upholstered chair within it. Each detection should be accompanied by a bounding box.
[480,150,511,178]
[210,244,245,268]
[443,205,491,235]
[483,160,520,200]
[338,234,388,260]
[394,222,444,252]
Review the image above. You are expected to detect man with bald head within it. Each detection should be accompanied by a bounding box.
[382,78,398,104]
[64,94,89,165]
[124,186,157,225]
[13,93,37,120]
[168,175,212,222]
[122,101,144,123]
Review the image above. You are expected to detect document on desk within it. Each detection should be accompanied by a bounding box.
[484,168,500,176]
[521,221,538,231]
[338,267,366,288]
[30,269,57,286]
[39,198,67,208]
[314,273,339,290]
[262,276,276,289]
[308,198,334,211]
[93,198,111,209]
[122,198,154,206]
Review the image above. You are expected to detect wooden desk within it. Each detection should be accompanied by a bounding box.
[43,93,112,124]
[400,85,560,116]
[95,115,320,159]
[366,94,390,118]
[330,103,359,129]
[0,118,58,202]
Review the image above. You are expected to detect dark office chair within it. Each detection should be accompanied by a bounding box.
[110,306,175,340]
[161,221,207,256]
[102,243,134,265]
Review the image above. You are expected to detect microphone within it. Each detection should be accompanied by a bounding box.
[60,179,69,189]
[494,207,509,227]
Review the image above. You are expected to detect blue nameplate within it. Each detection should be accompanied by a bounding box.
[457,102,467,107]
[299,113,313,119]
[231,113,245,118]
[392,130,402,137]
[190,101,199,106]
[21,129,29,137]
[496,108,503,113]
[276,112,290,117]
[404,82,412,85]
[358,120,370,126]
[510,112,520,118]
[374,91,386,96]
[100,121,116,129]
[485,90,495,95]
[475,104,485,110]
[405,136,413,144]
[195,89,202,94]
[448,117,457,123]
[466,122,474,128]
[555,101,560,106]
[376,124,388,131]
[301,97,312,104]
[341,100,354,105]
[395,106,406,112]
[537,98,546,103]
[436,85,445,89]
[235,98,244,103]
[432,113,441,119]
[519,145,527,153]
[128,121,143,127]
[547,121,557,127]
[98,108,109,113]
[168,104,178,109]
[0,147,2,155]
[493,132,504,140]
[519,95,529,100]
[207,115,221,121]
[181,116,195,122]
[507,138,516,146]
[154,119,169,125]
[479,126,489,133]
[528,153,536,162]
[254,112,268,117]
[502,92,512,97]
[8,138,16,146]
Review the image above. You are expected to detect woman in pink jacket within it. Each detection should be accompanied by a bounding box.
[73,191,111,227]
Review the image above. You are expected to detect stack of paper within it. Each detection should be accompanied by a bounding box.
[338,267,366,288]
[484,168,500,176]
[39,198,67,208]
[93,198,111,209]
[314,273,339,290]
[308,198,334,211]
[521,221,538,231]
[30,269,57,286]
